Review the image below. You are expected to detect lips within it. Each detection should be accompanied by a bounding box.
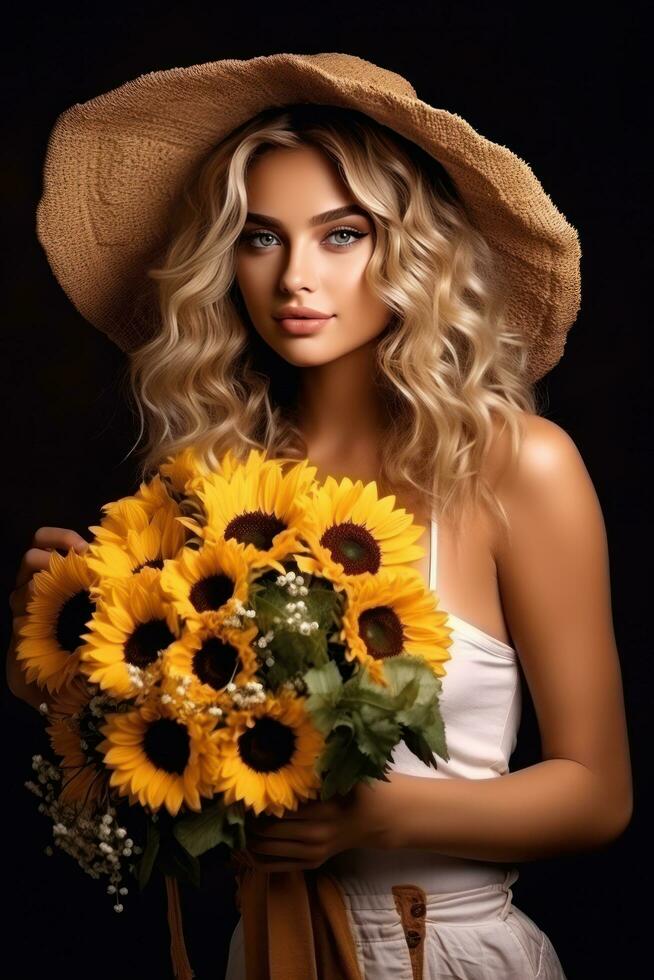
[276,315,333,336]
[273,306,332,319]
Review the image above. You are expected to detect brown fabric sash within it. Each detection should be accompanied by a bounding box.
[231,852,364,980]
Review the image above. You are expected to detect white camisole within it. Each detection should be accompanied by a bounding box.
[324,518,522,895]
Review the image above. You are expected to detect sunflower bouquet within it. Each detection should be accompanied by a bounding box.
[15,447,453,916]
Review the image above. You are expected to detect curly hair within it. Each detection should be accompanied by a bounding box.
[120,102,541,531]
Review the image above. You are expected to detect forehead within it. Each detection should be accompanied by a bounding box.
[244,145,349,207]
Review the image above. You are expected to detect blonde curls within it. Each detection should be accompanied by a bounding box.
[122,103,540,532]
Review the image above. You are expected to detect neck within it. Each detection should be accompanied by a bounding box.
[296,339,386,466]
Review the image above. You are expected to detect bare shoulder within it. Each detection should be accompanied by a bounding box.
[484,411,599,528]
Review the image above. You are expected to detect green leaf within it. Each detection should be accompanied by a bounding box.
[224,801,247,851]
[270,627,329,670]
[399,725,439,770]
[419,712,450,763]
[136,817,160,892]
[304,661,346,733]
[173,798,233,858]
[156,833,202,889]
[305,658,344,697]
[351,712,400,767]
[381,657,451,763]
[317,726,387,799]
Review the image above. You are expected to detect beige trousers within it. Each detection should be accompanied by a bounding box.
[225,868,568,979]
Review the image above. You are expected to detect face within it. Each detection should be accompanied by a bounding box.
[234,144,392,367]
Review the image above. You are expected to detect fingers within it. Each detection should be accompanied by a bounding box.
[245,837,326,870]
[31,526,90,556]
[14,527,90,591]
[10,527,91,617]
[247,818,328,843]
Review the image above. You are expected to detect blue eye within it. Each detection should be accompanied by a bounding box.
[325,227,367,247]
[239,226,367,250]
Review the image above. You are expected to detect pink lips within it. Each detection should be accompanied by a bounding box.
[276,316,333,335]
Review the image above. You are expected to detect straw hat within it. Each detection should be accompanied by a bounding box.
[36,52,581,381]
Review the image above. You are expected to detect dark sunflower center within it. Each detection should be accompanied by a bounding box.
[133,558,165,573]
[193,637,241,690]
[238,716,297,773]
[142,717,191,775]
[225,510,287,551]
[56,589,96,654]
[124,619,176,668]
[358,606,404,660]
[321,521,380,575]
[189,573,234,613]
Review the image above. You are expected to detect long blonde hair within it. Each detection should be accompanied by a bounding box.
[122,103,540,532]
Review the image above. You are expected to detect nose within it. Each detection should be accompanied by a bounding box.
[277,240,320,294]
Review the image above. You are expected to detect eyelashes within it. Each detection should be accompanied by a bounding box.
[239,225,368,250]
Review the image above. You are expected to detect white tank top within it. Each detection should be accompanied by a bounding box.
[324,518,522,894]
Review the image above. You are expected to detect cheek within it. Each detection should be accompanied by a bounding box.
[347,288,392,342]
[235,258,272,309]
[330,259,389,332]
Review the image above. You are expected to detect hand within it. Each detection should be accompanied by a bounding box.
[239,779,398,873]
[7,526,91,706]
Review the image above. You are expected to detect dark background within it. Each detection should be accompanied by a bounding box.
[1,3,647,978]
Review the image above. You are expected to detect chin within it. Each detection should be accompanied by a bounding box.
[273,344,342,368]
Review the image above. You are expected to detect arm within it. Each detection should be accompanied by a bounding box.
[383,415,633,861]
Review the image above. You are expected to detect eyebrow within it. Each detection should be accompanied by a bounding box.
[243,204,371,229]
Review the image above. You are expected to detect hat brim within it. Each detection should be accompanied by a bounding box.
[36,52,581,379]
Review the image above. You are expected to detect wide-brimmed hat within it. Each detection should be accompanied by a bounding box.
[36,52,581,381]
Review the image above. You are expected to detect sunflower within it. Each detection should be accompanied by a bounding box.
[175,449,317,571]
[84,500,188,599]
[45,675,109,811]
[88,472,182,546]
[340,566,454,686]
[159,535,255,629]
[158,446,215,497]
[293,475,425,591]
[15,548,101,694]
[164,620,261,709]
[78,565,182,700]
[211,691,325,817]
[96,683,221,816]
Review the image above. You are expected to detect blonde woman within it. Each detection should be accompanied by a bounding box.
[8,54,632,979]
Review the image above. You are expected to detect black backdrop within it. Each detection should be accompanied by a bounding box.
[1,3,647,978]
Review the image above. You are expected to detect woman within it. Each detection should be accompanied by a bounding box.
[9,53,632,979]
